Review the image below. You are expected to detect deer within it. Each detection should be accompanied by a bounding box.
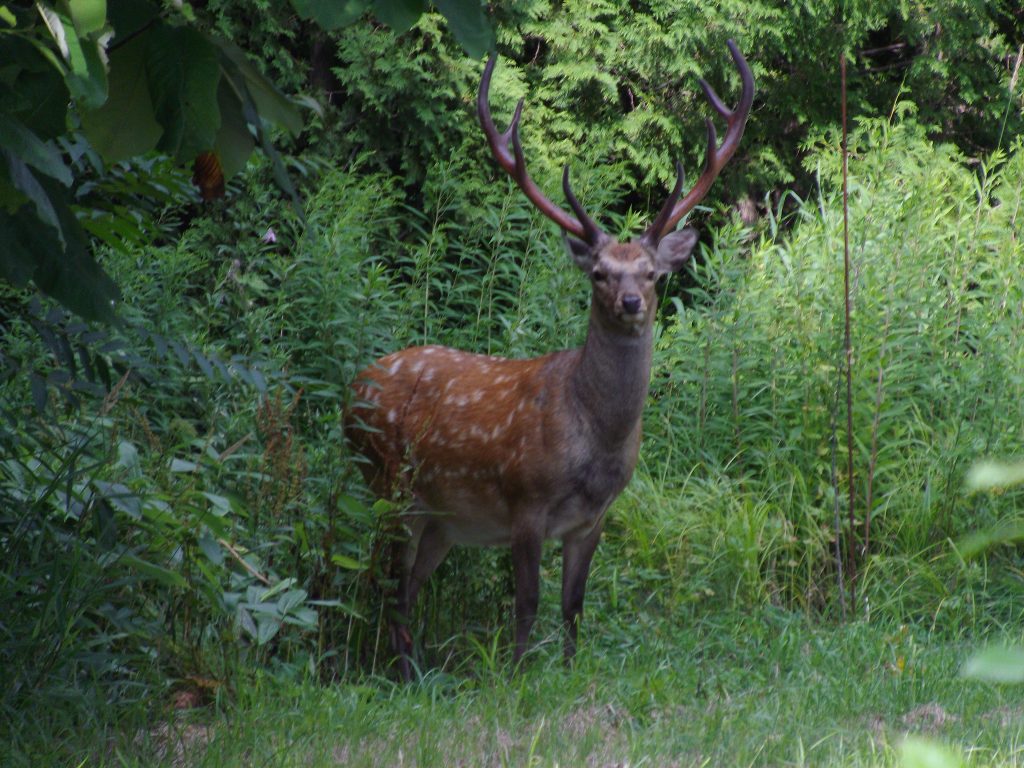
[344,41,754,680]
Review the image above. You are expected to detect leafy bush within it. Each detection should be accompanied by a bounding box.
[328,0,1022,211]
[634,115,1024,622]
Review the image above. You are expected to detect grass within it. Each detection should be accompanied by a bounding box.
[30,604,1022,767]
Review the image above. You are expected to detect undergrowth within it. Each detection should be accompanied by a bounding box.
[2,114,1023,761]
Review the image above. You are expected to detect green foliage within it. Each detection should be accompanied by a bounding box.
[2,0,1024,758]
[644,118,1024,617]
[326,0,1021,215]
[291,0,495,57]
[0,0,302,320]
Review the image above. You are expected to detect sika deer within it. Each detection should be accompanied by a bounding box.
[345,41,754,679]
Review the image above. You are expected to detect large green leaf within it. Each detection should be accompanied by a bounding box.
[144,24,221,162]
[290,0,369,30]
[0,38,70,139]
[80,33,163,162]
[0,179,120,322]
[373,0,427,32]
[217,39,302,136]
[120,553,188,588]
[63,27,109,109]
[0,206,43,286]
[66,0,107,36]
[0,113,72,185]
[434,0,493,57]
[106,0,158,43]
[213,79,255,180]
[962,646,1024,684]
[2,150,64,240]
[29,176,120,321]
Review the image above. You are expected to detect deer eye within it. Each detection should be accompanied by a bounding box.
[646,271,656,281]
[592,270,607,283]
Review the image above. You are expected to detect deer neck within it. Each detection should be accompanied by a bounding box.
[570,302,654,447]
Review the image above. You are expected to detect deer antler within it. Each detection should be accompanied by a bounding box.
[478,55,607,247]
[642,40,755,247]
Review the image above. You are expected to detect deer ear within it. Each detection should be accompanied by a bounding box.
[564,235,596,272]
[654,227,698,276]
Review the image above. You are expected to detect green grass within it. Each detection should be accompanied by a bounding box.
[27,607,1023,767]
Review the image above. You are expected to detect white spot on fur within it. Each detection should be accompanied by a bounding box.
[388,359,403,375]
[386,409,397,424]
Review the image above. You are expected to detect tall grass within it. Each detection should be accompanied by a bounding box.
[641,116,1024,623]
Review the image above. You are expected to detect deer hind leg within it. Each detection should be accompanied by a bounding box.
[561,521,605,662]
[391,518,451,681]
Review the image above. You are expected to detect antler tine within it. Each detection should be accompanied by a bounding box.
[641,161,685,249]
[478,54,605,244]
[643,39,755,244]
[698,79,731,119]
[562,166,607,246]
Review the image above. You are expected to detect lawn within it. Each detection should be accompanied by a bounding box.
[108,609,1023,767]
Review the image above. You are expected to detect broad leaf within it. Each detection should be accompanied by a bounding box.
[0,113,72,185]
[965,459,1024,492]
[3,150,65,239]
[256,617,280,645]
[31,177,120,321]
[1,38,70,139]
[962,646,1024,684]
[0,206,44,285]
[213,78,255,179]
[67,0,107,36]
[198,530,224,566]
[80,34,163,161]
[144,24,221,162]
[120,553,188,588]
[899,737,963,768]
[435,0,494,57]
[59,11,108,109]
[290,0,369,29]
[106,0,158,43]
[373,0,427,33]
[217,39,302,135]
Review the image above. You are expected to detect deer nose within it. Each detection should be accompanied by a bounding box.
[622,294,643,315]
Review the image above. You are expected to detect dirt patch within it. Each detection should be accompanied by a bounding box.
[563,701,628,740]
[136,719,213,768]
[900,703,959,732]
[982,705,1024,728]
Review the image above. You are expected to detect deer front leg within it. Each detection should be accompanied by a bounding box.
[387,534,415,682]
[390,519,452,681]
[510,526,543,667]
[561,522,604,661]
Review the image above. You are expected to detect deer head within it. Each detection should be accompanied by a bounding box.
[478,40,754,335]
